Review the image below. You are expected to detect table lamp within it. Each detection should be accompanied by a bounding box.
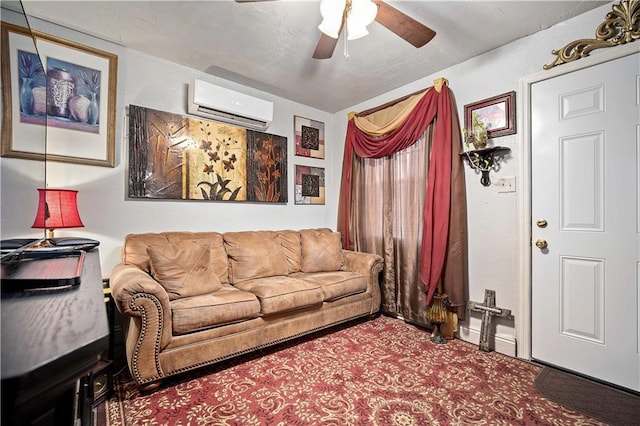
[31,188,84,240]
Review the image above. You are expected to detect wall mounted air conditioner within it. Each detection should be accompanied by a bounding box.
[188,79,273,130]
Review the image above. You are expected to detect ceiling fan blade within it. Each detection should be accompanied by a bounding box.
[372,0,436,48]
[313,32,340,59]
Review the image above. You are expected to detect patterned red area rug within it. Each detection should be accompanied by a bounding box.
[99,315,605,425]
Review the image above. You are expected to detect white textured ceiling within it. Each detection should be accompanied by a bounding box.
[15,0,609,112]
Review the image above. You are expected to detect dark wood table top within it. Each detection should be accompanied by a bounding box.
[1,249,109,393]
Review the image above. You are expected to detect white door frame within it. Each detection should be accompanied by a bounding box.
[517,42,640,360]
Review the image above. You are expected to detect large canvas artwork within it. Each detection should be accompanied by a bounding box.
[128,105,287,203]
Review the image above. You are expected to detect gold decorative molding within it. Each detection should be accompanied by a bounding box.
[544,0,639,70]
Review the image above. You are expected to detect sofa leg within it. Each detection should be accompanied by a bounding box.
[139,381,162,393]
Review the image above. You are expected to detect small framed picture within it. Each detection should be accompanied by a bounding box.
[295,165,325,205]
[464,91,516,138]
[294,115,325,159]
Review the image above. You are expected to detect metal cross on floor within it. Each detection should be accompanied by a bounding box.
[468,289,513,352]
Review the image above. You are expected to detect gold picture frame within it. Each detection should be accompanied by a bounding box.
[1,22,118,167]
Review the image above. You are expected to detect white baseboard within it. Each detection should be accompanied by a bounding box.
[458,325,517,358]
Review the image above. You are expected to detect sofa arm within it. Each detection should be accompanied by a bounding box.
[110,263,172,384]
[342,250,384,314]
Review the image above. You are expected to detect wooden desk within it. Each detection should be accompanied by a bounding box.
[1,249,109,425]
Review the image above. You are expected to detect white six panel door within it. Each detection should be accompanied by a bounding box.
[531,52,640,392]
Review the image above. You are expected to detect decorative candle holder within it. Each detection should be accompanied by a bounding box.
[428,293,450,344]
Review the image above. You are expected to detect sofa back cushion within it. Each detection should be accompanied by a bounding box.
[121,233,169,272]
[277,230,302,273]
[122,232,230,284]
[300,229,344,273]
[224,231,288,283]
[147,240,222,300]
[165,232,229,285]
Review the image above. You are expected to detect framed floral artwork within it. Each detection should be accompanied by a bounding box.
[294,115,325,159]
[295,165,325,205]
[1,22,118,167]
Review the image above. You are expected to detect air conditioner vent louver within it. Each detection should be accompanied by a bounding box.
[188,79,273,130]
[195,105,268,128]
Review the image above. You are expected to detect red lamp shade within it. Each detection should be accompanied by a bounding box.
[32,188,84,232]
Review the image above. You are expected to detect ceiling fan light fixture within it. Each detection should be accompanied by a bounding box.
[350,0,377,26]
[319,0,377,41]
[319,0,346,39]
[347,0,377,39]
[318,17,342,39]
[346,21,368,40]
[313,0,435,60]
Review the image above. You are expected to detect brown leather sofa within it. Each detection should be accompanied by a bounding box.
[110,228,383,389]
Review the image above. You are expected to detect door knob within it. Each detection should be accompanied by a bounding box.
[535,239,548,249]
[536,219,548,228]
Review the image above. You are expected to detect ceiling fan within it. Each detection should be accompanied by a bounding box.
[235,0,436,59]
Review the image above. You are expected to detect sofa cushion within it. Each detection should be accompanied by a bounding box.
[122,232,228,284]
[170,285,261,335]
[165,232,229,285]
[234,276,324,315]
[224,231,288,283]
[300,229,343,273]
[122,233,171,272]
[147,240,221,300]
[277,230,302,273]
[296,271,367,301]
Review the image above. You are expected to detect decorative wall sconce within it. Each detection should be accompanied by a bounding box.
[460,146,511,186]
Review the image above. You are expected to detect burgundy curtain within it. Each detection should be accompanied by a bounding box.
[338,84,465,310]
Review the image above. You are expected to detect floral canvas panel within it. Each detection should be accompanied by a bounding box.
[128,105,287,203]
[246,132,287,202]
[188,122,247,201]
[294,115,325,159]
[295,165,325,205]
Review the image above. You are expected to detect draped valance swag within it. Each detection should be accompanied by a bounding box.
[337,79,467,312]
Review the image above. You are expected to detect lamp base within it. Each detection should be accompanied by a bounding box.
[32,238,56,249]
